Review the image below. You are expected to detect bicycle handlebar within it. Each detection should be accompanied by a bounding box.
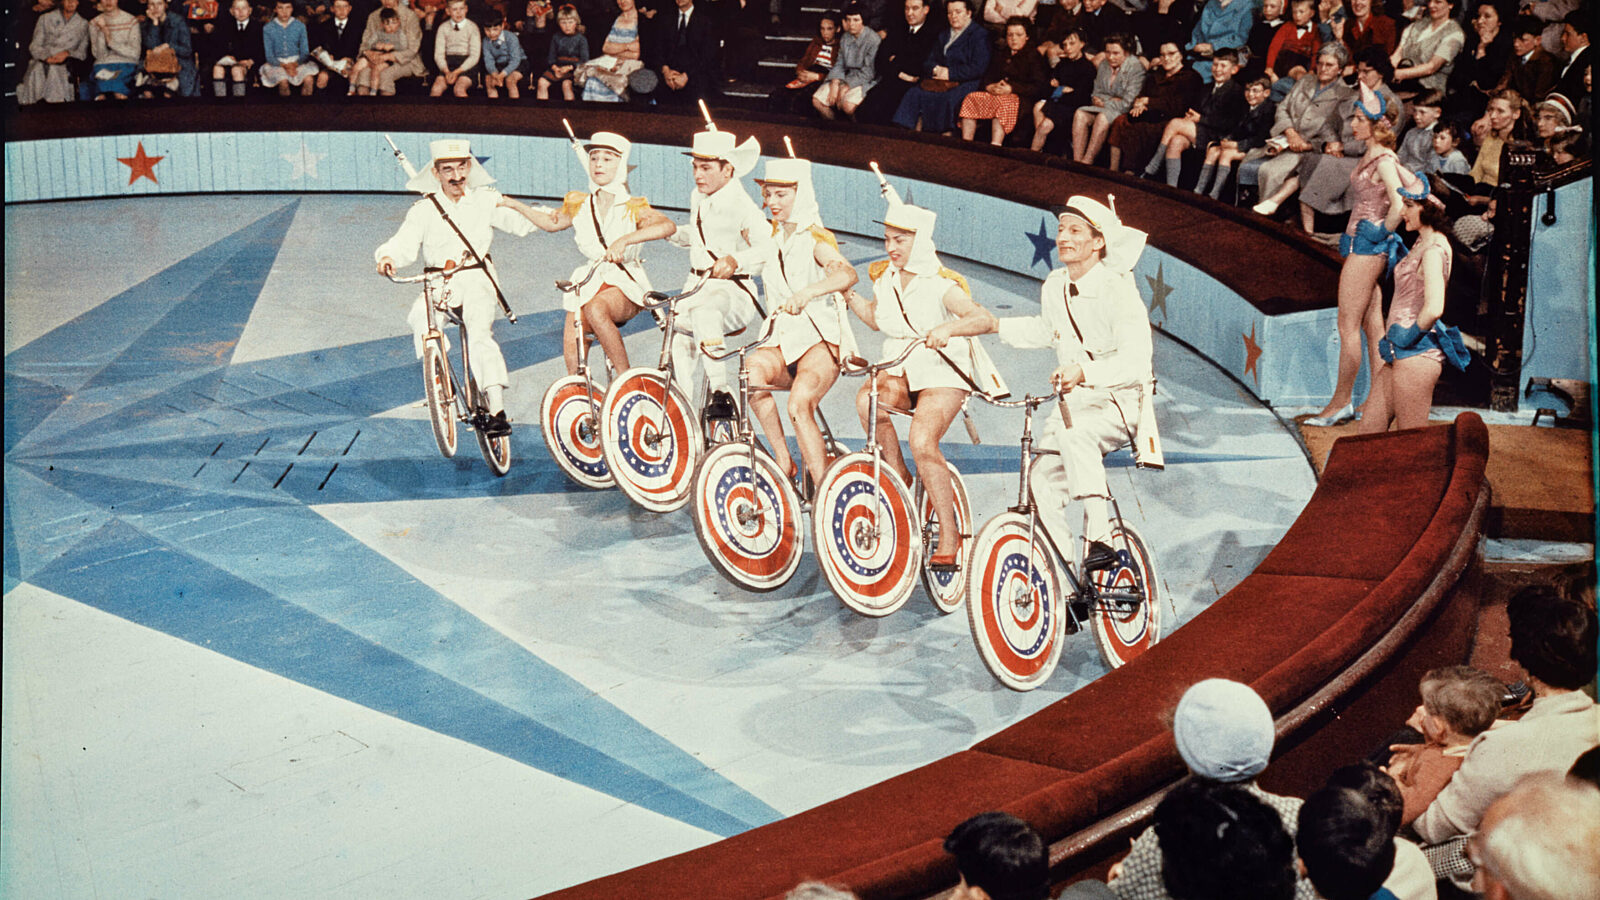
[383,270,443,286]
[837,340,920,378]
[640,276,711,310]
[699,315,779,361]
[969,387,1066,410]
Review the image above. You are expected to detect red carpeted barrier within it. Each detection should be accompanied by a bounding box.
[539,413,1490,900]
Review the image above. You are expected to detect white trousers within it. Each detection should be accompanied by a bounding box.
[670,277,761,395]
[1029,386,1139,547]
[406,277,508,391]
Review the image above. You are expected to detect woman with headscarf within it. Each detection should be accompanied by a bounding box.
[1304,81,1419,426]
[498,132,677,376]
[744,157,859,495]
[842,196,1003,570]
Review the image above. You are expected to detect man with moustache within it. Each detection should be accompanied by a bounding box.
[376,140,536,438]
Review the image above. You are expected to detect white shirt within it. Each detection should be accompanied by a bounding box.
[374,186,534,271]
[685,181,772,275]
[997,262,1153,390]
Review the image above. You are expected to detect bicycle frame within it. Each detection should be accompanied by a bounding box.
[835,341,921,540]
[391,267,479,425]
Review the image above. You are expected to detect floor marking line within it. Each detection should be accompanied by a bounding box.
[317,463,338,490]
[254,437,269,455]
[298,431,317,455]
[193,462,207,477]
[233,461,250,482]
[273,464,293,489]
[342,431,359,456]
[210,442,224,456]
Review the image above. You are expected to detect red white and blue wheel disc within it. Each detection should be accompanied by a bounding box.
[974,530,1056,678]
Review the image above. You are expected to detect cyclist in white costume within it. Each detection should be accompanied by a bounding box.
[746,156,860,494]
[671,128,776,422]
[498,131,676,376]
[376,139,535,437]
[989,195,1162,573]
[842,200,1004,571]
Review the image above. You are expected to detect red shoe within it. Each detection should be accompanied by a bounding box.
[929,534,964,573]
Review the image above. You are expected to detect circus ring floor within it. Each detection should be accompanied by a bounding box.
[4,192,1316,899]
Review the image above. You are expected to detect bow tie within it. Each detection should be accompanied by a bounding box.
[1068,283,1079,297]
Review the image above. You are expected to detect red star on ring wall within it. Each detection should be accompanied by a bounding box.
[118,142,165,185]
[1243,322,1264,385]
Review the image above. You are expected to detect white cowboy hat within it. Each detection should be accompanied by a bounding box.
[406,138,496,193]
[684,129,761,177]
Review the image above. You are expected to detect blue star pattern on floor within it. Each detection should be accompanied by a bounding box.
[4,200,780,838]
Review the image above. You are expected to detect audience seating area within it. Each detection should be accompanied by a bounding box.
[541,412,1491,900]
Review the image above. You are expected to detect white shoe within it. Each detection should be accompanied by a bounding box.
[1252,199,1280,216]
[1303,403,1356,427]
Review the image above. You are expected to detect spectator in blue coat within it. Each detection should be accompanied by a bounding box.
[1188,0,1256,81]
[892,0,991,132]
[139,0,199,96]
[260,0,319,94]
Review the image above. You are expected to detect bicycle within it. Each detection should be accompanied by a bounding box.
[687,316,812,592]
[811,341,953,617]
[598,279,710,513]
[964,389,1162,691]
[540,261,614,489]
[385,265,514,476]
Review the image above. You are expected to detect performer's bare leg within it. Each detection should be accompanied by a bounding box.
[580,286,638,375]
[747,347,796,477]
[907,387,966,560]
[787,342,841,486]
[856,374,913,484]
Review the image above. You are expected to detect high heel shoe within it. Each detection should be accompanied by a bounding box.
[1303,403,1356,427]
[929,534,964,573]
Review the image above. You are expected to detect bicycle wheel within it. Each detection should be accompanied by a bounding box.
[966,511,1066,691]
[540,375,613,489]
[1088,520,1162,669]
[476,422,513,476]
[915,461,972,615]
[691,442,804,592]
[422,337,458,459]
[811,452,920,617]
[601,368,702,513]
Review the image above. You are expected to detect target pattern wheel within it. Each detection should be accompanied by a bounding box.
[1088,521,1162,669]
[966,512,1066,691]
[915,461,972,615]
[422,339,458,459]
[810,452,920,617]
[541,375,613,489]
[600,368,702,513]
[691,443,804,592]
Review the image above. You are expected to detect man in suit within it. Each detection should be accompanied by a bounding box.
[651,0,719,102]
[891,0,991,132]
[855,0,939,124]
[1552,12,1587,100]
[314,0,363,94]
[1499,14,1559,100]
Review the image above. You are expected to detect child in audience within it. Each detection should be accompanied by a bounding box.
[1397,89,1443,171]
[1384,665,1503,827]
[1243,0,1288,81]
[1031,29,1097,153]
[1194,75,1275,199]
[1266,0,1320,91]
[1429,123,1470,175]
[480,10,526,98]
[350,6,406,95]
[537,4,584,100]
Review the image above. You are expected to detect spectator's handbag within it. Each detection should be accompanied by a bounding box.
[145,45,180,74]
[918,77,960,92]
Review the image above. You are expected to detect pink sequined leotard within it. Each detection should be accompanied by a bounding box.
[1388,236,1453,363]
[1345,149,1399,237]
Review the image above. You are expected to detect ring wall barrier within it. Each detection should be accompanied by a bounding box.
[5,105,1492,898]
[8,103,1350,405]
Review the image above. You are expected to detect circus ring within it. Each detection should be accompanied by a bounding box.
[4,105,1483,899]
